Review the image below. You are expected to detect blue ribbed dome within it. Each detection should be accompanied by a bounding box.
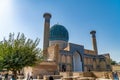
[49,24,69,42]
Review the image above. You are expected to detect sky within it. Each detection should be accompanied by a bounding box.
[0,0,120,62]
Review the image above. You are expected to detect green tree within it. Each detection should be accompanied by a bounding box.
[0,33,43,79]
[110,58,117,65]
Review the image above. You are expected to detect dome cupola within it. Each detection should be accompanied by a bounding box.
[49,24,69,49]
[49,24,69,42]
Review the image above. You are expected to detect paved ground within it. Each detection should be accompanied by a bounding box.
[17,78,116,80]
[17,79,61,80]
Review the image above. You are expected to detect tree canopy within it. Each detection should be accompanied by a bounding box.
[110,58,117,65]
[0,33,43,72]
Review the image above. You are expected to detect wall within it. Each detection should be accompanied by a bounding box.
[112,65,120,72]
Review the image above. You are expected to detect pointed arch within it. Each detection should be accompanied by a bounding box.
[73,51,83,72]
[93,58,97,70]
[62,55,65,63]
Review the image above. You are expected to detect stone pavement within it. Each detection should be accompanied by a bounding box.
[21,78,113,80]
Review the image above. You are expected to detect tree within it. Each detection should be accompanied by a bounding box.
[110,58,117,65]
[0,33,43,79]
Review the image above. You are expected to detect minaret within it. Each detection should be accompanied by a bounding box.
[43,13,51,49]
[90,30,98,55]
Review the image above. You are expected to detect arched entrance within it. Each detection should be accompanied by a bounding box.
[93,58,96,70]
[62,64,66,72]
[73,52,82,72]
[100,60,106,70]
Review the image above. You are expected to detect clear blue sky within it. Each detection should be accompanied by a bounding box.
[0,0,120,62]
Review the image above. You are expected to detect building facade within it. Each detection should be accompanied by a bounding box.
[24,13,111,78]
[42,13,111,72]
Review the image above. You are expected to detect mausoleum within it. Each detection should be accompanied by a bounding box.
[24,13,112,78]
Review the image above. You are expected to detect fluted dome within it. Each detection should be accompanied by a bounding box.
[49,24,69,42]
